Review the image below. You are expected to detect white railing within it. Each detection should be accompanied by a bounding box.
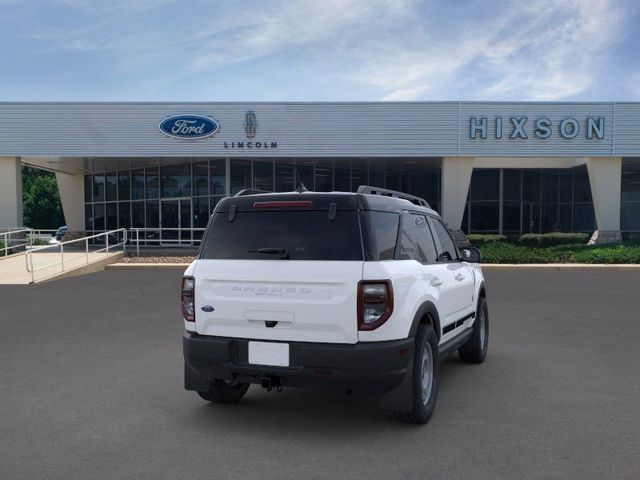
[0,228,61,257]
[128,228,206,256]
[1,228,33,257]
[25,228,127,283]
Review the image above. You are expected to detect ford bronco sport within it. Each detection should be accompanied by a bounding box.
[182,186,488,424]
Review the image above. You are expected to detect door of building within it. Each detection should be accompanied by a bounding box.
[522,202,540,234]
[160,198,192,246]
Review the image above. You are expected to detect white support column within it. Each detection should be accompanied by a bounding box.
[55,172,85,232]
[441,156,474,229]
[585,156,622,244]
[0,157,23,228]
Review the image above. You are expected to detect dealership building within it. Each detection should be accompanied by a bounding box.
[1,101,639,245]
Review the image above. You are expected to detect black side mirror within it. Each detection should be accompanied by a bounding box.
[462,247,482,263]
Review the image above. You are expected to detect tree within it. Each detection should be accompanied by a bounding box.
[22,167,65,229]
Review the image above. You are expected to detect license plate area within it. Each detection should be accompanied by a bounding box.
[248,341,290,367]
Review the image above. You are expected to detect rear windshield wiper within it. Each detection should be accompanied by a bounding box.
[249,247,290,259]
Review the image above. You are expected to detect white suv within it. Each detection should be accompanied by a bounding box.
[182,186,488,424]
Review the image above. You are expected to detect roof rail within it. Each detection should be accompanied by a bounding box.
[234,189,271,197]
[356,185,431,208]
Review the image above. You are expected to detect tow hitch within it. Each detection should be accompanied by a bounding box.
[260,376,283,392]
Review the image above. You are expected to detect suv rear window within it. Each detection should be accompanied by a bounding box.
[200,210,364,261]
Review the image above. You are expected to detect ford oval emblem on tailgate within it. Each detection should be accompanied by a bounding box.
[159,114,219,139]
[201,305,215,312]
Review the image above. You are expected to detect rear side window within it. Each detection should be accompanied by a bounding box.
[429,217,458,261]
[200,210,363,261]
[363,211,399,261]
[397,213,438,263]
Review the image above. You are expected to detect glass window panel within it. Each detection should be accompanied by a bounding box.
[210,159,226,196]
[131,169,145,200]
[559,171,573,203]
[461,203,470,234]
[429,217,459,261]
[622,163,640,202]
[385,171,400,191]
[146,200,159,228]
[84,175,92,203]
[145,167,159,199]
[542,203,558,232]
[621,202,640,231]
[573,203,595,232]
[93,174,105,202]
[522,171,541,202]
[470,169,500,201]
[295,165,314,190]
[105,172,118,202]
[93,203,105,231]
[503,202,521,233]
[118,202,131,229]
[106,203,118,230]
[275,164,295,192]
[84,204,93,232]
[369,166,384,188]
[231,160,251,194]
[161,163,191,198]
[193,197,209,229]
[503,170,521,201]
[118,171,131,201]
[131,201,145,228]
[351,168,367,192]
[470,201,499,233]
[314,167,333,192]
[193,161,209,197]
[253,160,273,191]
[365,211,399,261]
[334,167,350,192]
[542,172,559,204]
[573,167,592,203]
[559,204,572,231]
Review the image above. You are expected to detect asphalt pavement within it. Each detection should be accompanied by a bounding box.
[1,268,639,480]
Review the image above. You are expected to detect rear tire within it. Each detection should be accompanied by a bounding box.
[395,324,439,424]
[459,296,489,364]
[197,380,250,404]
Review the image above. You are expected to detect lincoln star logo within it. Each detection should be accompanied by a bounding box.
[244,111,257,138]
[159,114,219,139]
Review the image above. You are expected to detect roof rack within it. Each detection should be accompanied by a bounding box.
[356,185,431,208]
[234,188,271,197]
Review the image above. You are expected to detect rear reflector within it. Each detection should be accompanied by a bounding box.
[253,201,313,209]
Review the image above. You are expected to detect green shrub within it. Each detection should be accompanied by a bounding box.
[467,234,507,246]
[519,232,589,247]
[478,242,640,264]
[0,240,5,256]
[569,245,640,264]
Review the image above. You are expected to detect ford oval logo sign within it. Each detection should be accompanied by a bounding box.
[159,114,219,139]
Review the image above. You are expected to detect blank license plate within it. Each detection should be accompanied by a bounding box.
[248,341,290,367]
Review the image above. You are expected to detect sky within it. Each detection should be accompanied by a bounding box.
[0,0,639,101]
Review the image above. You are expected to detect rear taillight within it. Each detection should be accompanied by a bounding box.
[357,280,393,331]
[181,276,195,322]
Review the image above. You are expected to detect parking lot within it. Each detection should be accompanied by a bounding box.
[1,268,639,480]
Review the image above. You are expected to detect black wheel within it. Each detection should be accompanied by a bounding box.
[395,324,439,424]
[459,296,489,364]
[197,380,250,404]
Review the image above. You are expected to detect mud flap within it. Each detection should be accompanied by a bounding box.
[379,354,414,412]
[184,363,210,391]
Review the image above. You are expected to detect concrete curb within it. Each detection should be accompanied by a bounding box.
[105,262,640,270]
[106,263,190,270]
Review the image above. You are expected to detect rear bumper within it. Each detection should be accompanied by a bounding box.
[183,332,413,395]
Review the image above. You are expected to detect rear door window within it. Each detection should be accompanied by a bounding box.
[363,211,399,261]
[200,210,363,261]
[396,212,438,263]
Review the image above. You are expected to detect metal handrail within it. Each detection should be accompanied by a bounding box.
[1,228,33,257]
[128,228,206,256]
[25,228,127,284]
